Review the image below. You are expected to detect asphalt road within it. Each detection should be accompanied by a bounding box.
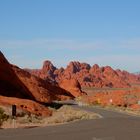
[0,103,140,140]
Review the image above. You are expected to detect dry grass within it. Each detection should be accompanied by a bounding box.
[1,105,101,129]
[42,105,101,125]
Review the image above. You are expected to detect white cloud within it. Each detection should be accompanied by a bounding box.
[0,39,105,51]
[81,55,140,72]
[0,38,140,72]
[0,38,140,50]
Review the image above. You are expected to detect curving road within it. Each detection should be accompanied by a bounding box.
[0,102,140,140]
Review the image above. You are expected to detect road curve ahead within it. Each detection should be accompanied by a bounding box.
[0,104,140,140]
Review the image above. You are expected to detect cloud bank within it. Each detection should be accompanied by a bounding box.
[0,38,140,72]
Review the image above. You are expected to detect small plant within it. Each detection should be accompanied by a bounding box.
[16,111,26,117]
[0,107,9,126]
[92,99,101,105]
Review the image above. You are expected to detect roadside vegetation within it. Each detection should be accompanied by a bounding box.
[43,105,101,125]
[0,107,9,127]
[0,105,101,129]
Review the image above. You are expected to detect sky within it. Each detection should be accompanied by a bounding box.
[0,0,140,72]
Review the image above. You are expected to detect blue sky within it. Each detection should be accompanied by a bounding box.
[0,0,140,72]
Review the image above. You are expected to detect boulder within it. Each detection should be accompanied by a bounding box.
[59,79,86,97]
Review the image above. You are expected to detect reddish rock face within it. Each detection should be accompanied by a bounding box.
[0,51,33,99]
[26,60,140,88]
[84,89,139,107]
[116,69,140,85]
[79,85,140,110]
[0,96,52,116]
[12,65,73,103]
[0,51,51,116]
[41,60,57,80]
[130,104,140,111]
[65,61,91,74]
[98,66,130,88]
[59,79,87,97]
[26,60,57,83]
[0,51,74,116]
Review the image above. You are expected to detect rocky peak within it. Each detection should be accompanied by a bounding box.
[91,64,100,71]
[104,66,113,71]
[80,63,91,70]
[25,59,140,88]
[103,66,117,75]
[66,61,81,73]
[66,61,91,73]
[90,64,100,74]
[42,60,56,72]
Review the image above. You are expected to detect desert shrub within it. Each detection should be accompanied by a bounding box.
[92,99,101,105]
[0,107,9,126]
[18,113,43,124]
[16,111,26,117]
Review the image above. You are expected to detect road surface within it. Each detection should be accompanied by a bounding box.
[0,102,140,140]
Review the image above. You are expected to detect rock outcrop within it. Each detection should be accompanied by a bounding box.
[59,79,86,97]
[0,96,52,116]
[27,60,140,88]
[116,69,140,85]
[82,89,139,107]
[12,65,74,102]
[0,51,75,116]
[0,51,33,99]
[26,60,57,83]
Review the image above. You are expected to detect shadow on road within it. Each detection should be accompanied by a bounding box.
[41,100,77,109]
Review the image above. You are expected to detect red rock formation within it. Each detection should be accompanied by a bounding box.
[86,90,139,107]
[79,85,140,110]
[12,65,73,103]
[0,96,52,116]
[116,69,140,85]
[0,51,33,99]
[0,51,74,116]
[98,66,130,88]
[130,104,140,111]
[26,60,139,88]
[59,79,86,97]
[26,60,57,83]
